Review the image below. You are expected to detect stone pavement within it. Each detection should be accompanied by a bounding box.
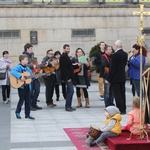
[0,81,133,150]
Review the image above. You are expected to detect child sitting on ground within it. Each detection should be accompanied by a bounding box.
[88,106,122,147]
[123,96,148,135]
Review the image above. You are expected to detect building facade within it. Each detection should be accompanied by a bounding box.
[0,0,150,64]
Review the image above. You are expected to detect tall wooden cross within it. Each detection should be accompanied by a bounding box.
[133,5,150,140]
[133,5,150,33]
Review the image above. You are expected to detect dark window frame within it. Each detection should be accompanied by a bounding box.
[72,29,95,37]
[0,30,20,39]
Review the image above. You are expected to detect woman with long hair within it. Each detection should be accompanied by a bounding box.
[72,48,91,108]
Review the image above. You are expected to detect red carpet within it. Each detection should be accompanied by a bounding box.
[64,127,150,150]
[63,127,103,150]
[104,130,150,150]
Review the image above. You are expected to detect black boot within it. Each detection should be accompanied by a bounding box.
[90,140,97,147]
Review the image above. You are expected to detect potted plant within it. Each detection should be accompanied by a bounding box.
[89,43,100,82]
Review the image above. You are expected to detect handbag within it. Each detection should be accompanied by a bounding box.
[0,72,6,80]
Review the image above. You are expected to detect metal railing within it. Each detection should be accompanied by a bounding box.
[0,0,148,5]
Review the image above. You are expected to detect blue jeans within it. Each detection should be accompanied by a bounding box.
[132,79,140,97]
[65,81,74,109]
[31,79,40,107]
[96,131,118,143]
[16,85,31,117]
[104,81,114,107]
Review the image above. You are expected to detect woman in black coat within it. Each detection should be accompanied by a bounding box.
[72,48,91,108]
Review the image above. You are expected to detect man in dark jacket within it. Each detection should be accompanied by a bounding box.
[101,46,114,107]
[23,43,42,110]
[107,40,127,114]
[94,41,105,100]
[60,44,76,112]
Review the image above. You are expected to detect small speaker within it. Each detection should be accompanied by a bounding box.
[30,31,38,45]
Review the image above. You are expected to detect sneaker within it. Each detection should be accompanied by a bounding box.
[3,100,9,104]
[7,98,10,103]
[25,115,35,120]
[100,95,104,101]
[15,113,21,119]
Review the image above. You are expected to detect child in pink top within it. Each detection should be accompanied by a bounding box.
[124,97,148,135]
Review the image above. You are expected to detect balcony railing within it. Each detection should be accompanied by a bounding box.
[0,0,149,5]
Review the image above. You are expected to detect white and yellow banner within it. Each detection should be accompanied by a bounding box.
[139,0,150,2]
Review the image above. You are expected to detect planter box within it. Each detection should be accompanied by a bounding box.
[90,70,98,82]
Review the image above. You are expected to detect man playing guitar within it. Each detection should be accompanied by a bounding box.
[23,43,42,110]
[41,49,57,107]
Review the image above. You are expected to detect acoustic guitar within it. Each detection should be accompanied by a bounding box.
[10,72,48,89]
[74,67,82,74]
[43,59,59,73]
[31,61,41,74]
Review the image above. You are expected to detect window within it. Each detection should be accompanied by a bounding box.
[72,29,95,37]
[0,0,16,4]
[142,28,150,35]
[105,0,124,3]
[32,0,53,3]
[70,0,89,2]
[0,30,20,39]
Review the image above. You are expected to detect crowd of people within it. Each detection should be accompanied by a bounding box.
[0,40,149,146]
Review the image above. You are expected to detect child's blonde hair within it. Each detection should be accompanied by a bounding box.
[132,96,140,109]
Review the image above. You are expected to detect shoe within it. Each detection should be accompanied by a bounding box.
[25,115,35,120]
[7,98,10,103]
[15,113,21,119]
[33,105,42,110]
[120,112,126,115]
[86,133,89,138]
[76,104,82,108]
[100,95,104,101]
[47,104,54,107]
[90,140,97,147]
[70,107,76,111]
[30,107,37,111]
[65,108,73,112]
[47,104,57,107]
[3,100,9,104]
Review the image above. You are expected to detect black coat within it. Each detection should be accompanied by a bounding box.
[60,52,74,82]
[107,49,127,83]
[71,57,90,87]
[101,53,111,79]
[94,50,105,77]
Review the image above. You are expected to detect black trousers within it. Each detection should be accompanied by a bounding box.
[111,82,126,113]
[2,85,10,101]
[43,74,55,105]
[16,85,31,117]
[76,87,88,98]
[55,82,66,99]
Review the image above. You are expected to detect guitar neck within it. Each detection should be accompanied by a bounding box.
[26,73,46,79]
